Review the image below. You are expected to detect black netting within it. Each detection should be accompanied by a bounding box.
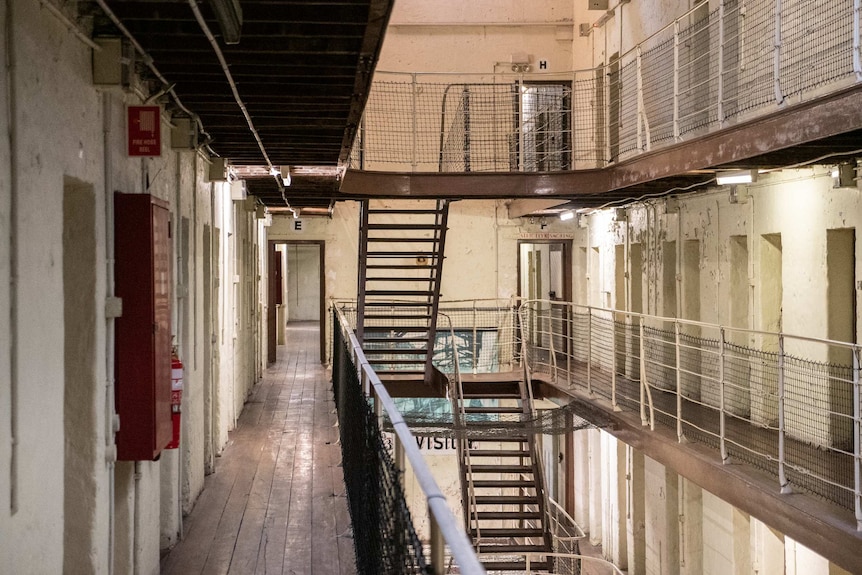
[332,319,431,575]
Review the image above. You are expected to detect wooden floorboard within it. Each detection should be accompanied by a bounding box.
[162,322,356,575]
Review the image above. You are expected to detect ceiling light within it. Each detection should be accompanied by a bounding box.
[559,210,575,221]
[207,0,242,44]
[716,169,755,186]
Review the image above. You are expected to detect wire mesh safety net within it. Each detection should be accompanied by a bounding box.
[332,320,431,575]
[349,0,860,172]
[333,303,605,438]
[381,392,600,441]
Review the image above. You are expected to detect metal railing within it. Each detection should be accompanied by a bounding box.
[350,0,861,172]
[336,298,862,531]
[332,306,487,574]
[438,312,482,543]
[521,299,862,531]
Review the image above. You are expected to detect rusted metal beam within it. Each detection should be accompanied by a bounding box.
[337,0,395,167]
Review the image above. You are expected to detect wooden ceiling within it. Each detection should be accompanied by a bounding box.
[91,0,393,208]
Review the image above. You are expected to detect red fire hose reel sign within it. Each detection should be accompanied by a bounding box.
[128,105,161,157]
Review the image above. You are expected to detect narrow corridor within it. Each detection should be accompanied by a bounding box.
[161,323,356,575]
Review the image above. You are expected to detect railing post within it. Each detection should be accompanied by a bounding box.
[429,509,445,575]
[612,312,619,411]
[636,44,652,152]
[719,327,728,463]
[587,307,593,395]
[472,300,478,373]
[773,0,785,105]
[673,20,681,141]
[854,0,862,81]
[635,44,644,152]
[567,306,573,389]
[604,62,612,165]
[518,74,526,172]
[778,333,791,493]
[394,432,405,488]
[675,321,684,442]
[854,346,861,531]
[639,317,648,426]
[717,0,726,126]
[411,73,418,171]
[548,306,558,381]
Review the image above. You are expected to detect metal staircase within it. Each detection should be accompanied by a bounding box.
[453,374,554,572]
[356,199,449,385]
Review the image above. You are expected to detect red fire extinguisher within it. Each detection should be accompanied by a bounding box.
[166,347,183,449]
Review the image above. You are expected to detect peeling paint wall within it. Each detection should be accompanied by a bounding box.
[381,0,576,73]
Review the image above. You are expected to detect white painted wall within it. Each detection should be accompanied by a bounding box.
[0,3,265,572]
[0,0,13,566]
[570,430,852,575]
[286,245,321,321]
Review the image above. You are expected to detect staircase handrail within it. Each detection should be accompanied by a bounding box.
[545,496,586,541]
[516,303,556,556]
[439,311,482,542]
[333,306,487,575]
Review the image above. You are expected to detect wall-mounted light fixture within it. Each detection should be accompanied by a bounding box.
[559,210,575,221]
[716,169,756,186]
[208,0,243,44]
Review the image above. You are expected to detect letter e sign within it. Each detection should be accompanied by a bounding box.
[294,219,303,232]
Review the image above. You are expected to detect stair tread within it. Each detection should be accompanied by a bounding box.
[463,406,523,413]
[470,464,533,473]
[366,223,443,230]
[473,510,542,519]
[366,264,437,270]
[470,527,544,537]
[474,495,539,504]
[362,301,432,307]
[469,449,531,457]
[473,510,542,520]
[363,337,428,343]
[366,290,434,295]
[473,479,537,488]
[462,393,522,399]
[477,544,552,553]
[366,277,435,282]
[481,561,551,571]
[365,324,428,334]
[367,237,440,243]
[365,254,443,258]
[364,348,428,355]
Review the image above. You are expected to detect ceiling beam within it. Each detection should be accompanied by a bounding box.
[507,199,571,218]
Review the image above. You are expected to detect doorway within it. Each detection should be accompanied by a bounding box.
[518,241,573,354]
[63,179,97,573]
[267,240,325,363]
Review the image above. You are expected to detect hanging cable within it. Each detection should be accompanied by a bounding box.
[188,0,285,198]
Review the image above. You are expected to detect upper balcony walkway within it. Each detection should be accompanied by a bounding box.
[339,0,862,209]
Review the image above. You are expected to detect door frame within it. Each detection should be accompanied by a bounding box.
[267,239,326,363]
[516,240,573,302]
